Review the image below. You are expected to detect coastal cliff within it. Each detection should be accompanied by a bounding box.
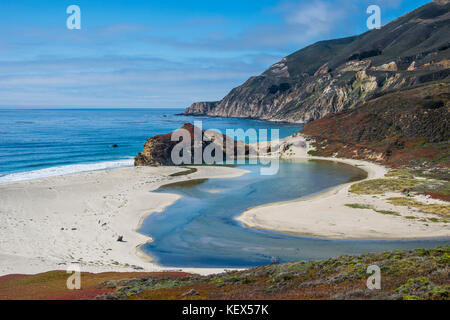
[184,1,450,123]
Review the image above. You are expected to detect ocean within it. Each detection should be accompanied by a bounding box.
[0,108,302,183]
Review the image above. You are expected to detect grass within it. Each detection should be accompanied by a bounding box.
[374,209,401,216]
[385,170,414,179]
[387,197,450,217]
[345,204,400,216]
[412,179,450,202]
[102,246,450,300]
[2,247,449,300]
[345,203,374,210]
[169,167,197,177]
[349,178,421,195]
[349,171,450,202]
[427,217,449,223]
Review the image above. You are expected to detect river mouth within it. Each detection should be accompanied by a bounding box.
[139,159,449,268]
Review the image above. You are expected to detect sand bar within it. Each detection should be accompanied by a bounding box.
[237,135,450,239]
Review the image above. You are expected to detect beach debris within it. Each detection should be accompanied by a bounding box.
[132,265,144,271]
[181,289,200,296]
[117,235,124,242]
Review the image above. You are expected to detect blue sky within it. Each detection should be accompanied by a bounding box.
[0,0,431,108]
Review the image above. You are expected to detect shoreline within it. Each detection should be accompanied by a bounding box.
[0,165,249,276]
[1,135,448,276]
[236,134,450,240]
[0,159,135,184]
[177,112,305,125]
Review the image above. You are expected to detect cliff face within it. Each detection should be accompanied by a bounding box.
[184,102,219,116]
[184,1,450,123]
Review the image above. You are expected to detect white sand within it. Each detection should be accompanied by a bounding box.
[0,165,248,276]
[1,134,448,277]
[237,134,450,239]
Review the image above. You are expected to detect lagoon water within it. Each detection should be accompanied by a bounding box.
[141,160,449,268]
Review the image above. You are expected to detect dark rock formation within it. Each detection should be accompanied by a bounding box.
[184,102,219,116]
[184,1,450,123]
[134,123,249,166]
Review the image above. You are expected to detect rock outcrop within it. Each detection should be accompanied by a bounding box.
[184,1,450,123]
[184,102,219,116]
[135,123,249,166]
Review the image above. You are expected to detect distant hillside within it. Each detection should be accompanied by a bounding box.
[302,82,449,170]
[184,0,450,123]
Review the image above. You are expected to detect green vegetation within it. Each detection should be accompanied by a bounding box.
[349,178,421,195]
[412,179,450,202]
[345,203,400,216]
[397,277,449,300]
[92,246,450,300]
[169,167,197,177]
[385,169,414,179]
[374,209,401,216]
[3,247,448,300]
[349,169,450,202]
[345,203,374,210]
[387,197,450,217]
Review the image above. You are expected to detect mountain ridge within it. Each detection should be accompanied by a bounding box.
[184,1,450,123]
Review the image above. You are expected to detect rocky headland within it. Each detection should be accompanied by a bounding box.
[135,123,250,166]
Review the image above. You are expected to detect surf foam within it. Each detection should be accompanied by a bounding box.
[0,158,134,183]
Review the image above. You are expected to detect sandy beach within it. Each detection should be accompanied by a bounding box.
[237,134,450,239]
[0,165,248,276]
[1,134,448,277]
